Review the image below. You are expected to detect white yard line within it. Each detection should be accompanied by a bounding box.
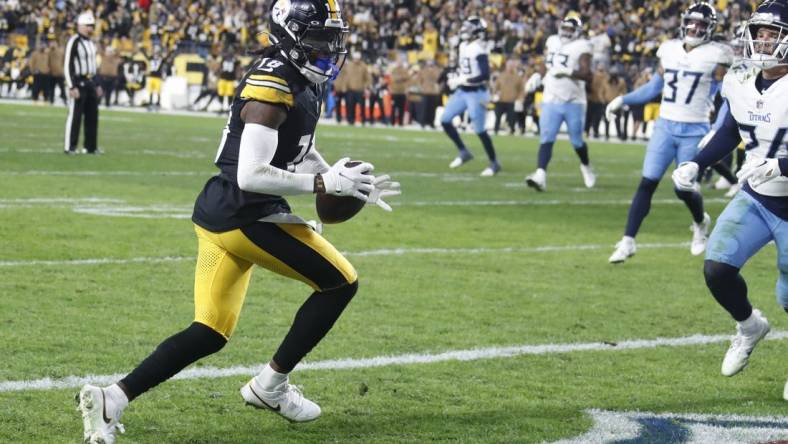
[2,331,786,393]
[0,242,688,267]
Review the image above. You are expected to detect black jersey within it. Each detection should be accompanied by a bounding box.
[148,56,165,78]
[219,57,239,80]
[192,52,324,232]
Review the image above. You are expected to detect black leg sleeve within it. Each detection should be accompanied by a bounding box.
[273,281,358,373]
[120,322,227,401]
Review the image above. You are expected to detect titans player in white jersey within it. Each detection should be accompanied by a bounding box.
[606,2,733,263]
[672,0,788,399]
[442,16,501,177]
[524,14,595,191]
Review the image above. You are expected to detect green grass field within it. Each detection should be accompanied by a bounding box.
[0,102,786,443]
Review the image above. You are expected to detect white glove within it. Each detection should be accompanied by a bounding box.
[671,161,700,192]
[321,157,375,201]
[366,174,401,211]
[737,156,782,187]
[698,129,716,150]
[605,96,624,121]
[447,74,467,91]
[551,66,572,78]
[525,73,542,93]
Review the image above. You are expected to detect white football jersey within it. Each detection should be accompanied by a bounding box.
[722,70,788,197]
[457,40,489,87]
[657,39,734,123]
[542,35,593,104]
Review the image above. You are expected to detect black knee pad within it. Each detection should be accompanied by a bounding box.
[330,280,359,303]
[638,177,659,194]
[703,260,738,287]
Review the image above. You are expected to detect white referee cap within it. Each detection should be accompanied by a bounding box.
[77,12,96,26]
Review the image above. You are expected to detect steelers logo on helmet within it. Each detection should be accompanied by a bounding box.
[742,0,788,69]
[269,0,349,84]
[680,2,717,48]
[559,14,583,43]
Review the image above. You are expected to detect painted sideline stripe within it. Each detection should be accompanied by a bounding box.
[0,242,688,267]
[3,331,787,393]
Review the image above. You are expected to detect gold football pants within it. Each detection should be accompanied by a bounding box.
[193,223,357,338]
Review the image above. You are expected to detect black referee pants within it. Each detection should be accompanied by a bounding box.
[65,83,99,153]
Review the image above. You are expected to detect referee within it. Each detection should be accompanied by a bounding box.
[64,12,103,155]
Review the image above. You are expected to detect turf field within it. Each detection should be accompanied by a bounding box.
[0,102,786,443]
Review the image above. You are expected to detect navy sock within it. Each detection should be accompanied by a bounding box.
[477,131,497,162]
[624,178,659,238]
[574,143,590,165]
[704,260,752,321]
[442,122,467,152]
[674,188,705,223]
[537,143,554,170]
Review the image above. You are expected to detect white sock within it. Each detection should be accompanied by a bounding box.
[254,364,288,391]
[622,235,635,244]
[105,383,129,413]
[738,310,763,334]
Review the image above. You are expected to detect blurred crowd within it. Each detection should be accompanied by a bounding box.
[0,0,762,136]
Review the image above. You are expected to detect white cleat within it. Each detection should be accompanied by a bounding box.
[77,385,125,444]
[580,164,596,188]
[690,212,712,256]
[480,162,501,177]
[724,183,741,198]
[449,152,474,169]
[525,168,547,192]
[241,378,321,423]
[609,237,636,264]
[721,309,770,377]
[713,176,732,190]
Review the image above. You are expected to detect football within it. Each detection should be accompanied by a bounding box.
[315,161,371,224]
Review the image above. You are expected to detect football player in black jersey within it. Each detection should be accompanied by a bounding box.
[77,1,399,441]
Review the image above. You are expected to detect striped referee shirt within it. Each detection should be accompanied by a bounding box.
[63,33,97,89]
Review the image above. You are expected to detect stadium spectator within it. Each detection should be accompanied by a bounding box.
[47,36,66,104]
[387,57,409,126]
[586,63,609,139]
[416,59,442,129]
[98,46,122,107]
[29,43,49,102]
[343,51,372,126]
[492,60,524,135]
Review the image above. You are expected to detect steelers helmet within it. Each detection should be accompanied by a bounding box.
[269,0,349,84]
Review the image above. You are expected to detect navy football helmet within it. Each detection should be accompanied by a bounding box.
[743,0,788,69]
[680,2,718,47]
[459,16,487,42]
[269,0,349,84]
[558,14,583,43]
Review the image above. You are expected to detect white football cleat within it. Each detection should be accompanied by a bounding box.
[480,162,501,177]
[784,379,788,401]
[609,237,636,264]
[77,385,125,444]
[449,151,474,169]
[721,309,770,377]
[580,164,596,188]
[525,168,547,192]
[690,212,712,256]
[724,183,741,198]
[241,378,321,423]
[714,176,732,190]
